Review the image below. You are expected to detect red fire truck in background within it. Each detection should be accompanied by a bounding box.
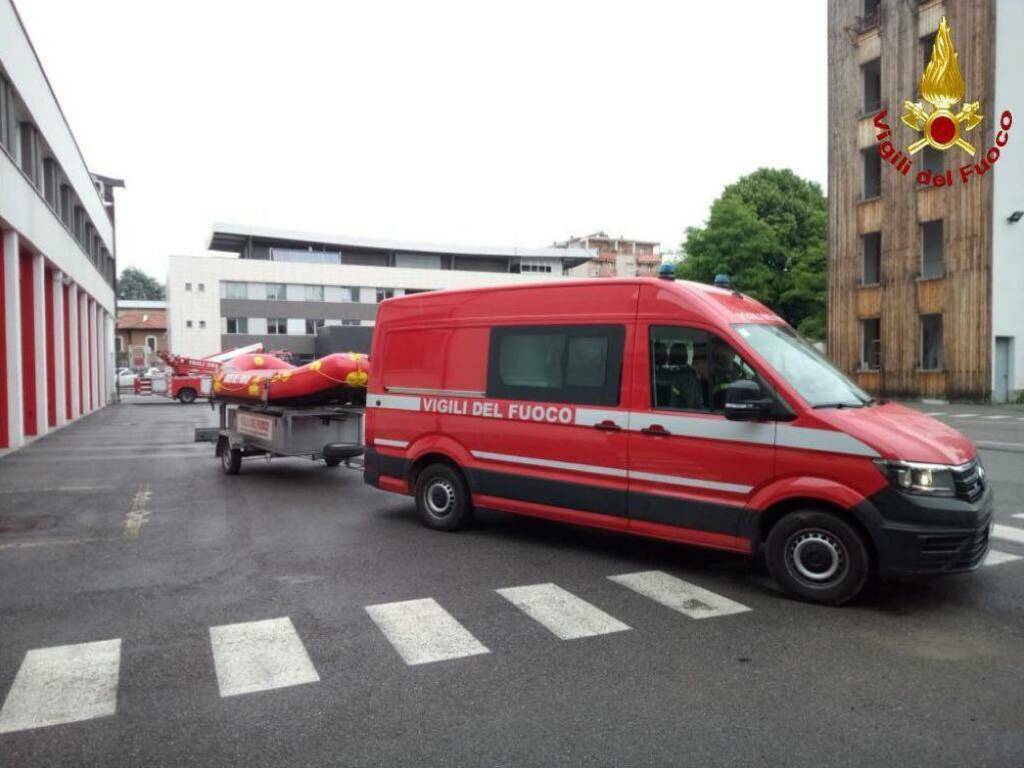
[134,343,264,403]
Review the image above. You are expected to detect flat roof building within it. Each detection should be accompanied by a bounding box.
[1,0,119,451]
[828,0,1023,402]
[168,224,592,360]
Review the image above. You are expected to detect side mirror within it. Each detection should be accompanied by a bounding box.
[724,379,772,421]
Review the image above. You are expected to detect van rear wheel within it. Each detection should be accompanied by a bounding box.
[766,510,870,606]
[415,463,472,532]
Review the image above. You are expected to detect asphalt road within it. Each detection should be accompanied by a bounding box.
[0,398,1022,767]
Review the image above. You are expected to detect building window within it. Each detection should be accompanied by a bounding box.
[921,146,943,176]
[920,314,944,370]
[922,32,937,69]
[861,318,881,370]
[521,263,553,273]
[862,233,881,285]
[265,283,287,301]
[862,57,881,114]
[376,288,395,303]
[74,207,86,243]
[341,319,361,326]
[226,317,248,334]
[223,281,247,300]
[115,336,124,353]
[198,283,205,293]
[305,285,324,302]
[43,158,58,208]
[145,336,157,352]
[862,149,881,199]
[185,282,192,292]
[267,318,287,334]
[59,185,72,226]
[186,320,193,328]
[19,122,40,187]
[921,220,944,279]
[487,325,625,406]
[0,76,13,152]
[305,318,325,335]
[862,0,880,28]
[199,320,206,329]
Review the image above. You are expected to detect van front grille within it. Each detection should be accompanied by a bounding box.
[951,460,985,503]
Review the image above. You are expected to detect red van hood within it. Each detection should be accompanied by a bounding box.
[814,402,976,465]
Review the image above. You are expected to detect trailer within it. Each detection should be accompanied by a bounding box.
[214,401,365,474]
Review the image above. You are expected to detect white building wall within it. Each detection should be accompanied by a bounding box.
[168,254,576,358]
[992,0,1024,397]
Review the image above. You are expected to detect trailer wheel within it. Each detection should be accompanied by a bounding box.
[766,509,871,606]
[415,463,472,532]
[221,445,242,475]
[178,387,197,404]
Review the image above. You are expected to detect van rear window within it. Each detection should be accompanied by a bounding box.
[487,325,624,406]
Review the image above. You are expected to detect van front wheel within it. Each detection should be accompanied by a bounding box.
[766,510,871,606]
[415,464,472,532]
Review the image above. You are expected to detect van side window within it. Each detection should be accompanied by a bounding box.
[487,325,625,406]
[650,327,759,413]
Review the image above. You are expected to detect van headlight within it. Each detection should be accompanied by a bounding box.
[873,460,957,496]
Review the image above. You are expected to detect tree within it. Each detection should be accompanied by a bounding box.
[677,168,827,340]
[118,267,165,301]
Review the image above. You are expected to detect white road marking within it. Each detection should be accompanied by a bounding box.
[365,598,489,665]
[924,411,947,416]
[983,550,1023,567]
[609,571,751,619]
[0,639,121,734]
[1013,514,1024,521]
[982,415,1011,420]
[209,617,320,697]
[951,413,978,418]
[496,583,631,640]
[992,525,1024,546]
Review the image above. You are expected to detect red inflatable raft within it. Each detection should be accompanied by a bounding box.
[213,352,369,406]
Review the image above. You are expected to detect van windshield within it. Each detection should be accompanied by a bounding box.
[734,323,873,408]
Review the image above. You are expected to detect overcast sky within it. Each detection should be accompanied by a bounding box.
[16,0,827,279]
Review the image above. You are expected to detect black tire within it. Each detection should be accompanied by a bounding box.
[221,445,242,475]
[178,387,197,404]
[766,510,871,606]
[414,463,472,531]
[324,457,342,468]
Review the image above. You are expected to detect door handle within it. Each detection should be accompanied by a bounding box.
[641,424,670,436]
[594,420,622,431]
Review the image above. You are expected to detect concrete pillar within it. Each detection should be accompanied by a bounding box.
[79,291,90,413]
[2,230,23,448]
[52,271,67,427]
[68,282,80,419]
[104,311,114,405]
[31,253,47,437]
[93,303,101,411]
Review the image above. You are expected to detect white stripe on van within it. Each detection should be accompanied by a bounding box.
[371,394,880,459]
[366,394,421,411]
[374,438,409,449]
[471,450,628,479]
[471,450,750,494]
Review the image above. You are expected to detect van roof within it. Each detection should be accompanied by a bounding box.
[384,277,782,326]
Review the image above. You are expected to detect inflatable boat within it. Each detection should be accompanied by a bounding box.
[212,352,369,406]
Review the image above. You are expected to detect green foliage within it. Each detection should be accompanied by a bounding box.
[117,267,165,301]
[676,168,827,340]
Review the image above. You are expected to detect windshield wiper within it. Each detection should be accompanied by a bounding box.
[812,402,864,409]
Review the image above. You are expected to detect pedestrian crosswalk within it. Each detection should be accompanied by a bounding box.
[2,528,1024,736]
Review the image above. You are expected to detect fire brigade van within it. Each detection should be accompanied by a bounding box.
[363,276,991,605]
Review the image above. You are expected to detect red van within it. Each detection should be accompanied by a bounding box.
[364,277,991,605]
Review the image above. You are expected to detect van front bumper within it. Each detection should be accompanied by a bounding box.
[855,483,993,578]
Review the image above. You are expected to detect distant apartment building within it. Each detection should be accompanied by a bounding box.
[167,224,592,360]
[828,0,1023,401]
[115,300,166,369]
[556,232,661,278]
[1,0,119,452]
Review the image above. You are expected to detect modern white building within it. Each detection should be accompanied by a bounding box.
[168,224,593,360]
[1,0,118,452]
